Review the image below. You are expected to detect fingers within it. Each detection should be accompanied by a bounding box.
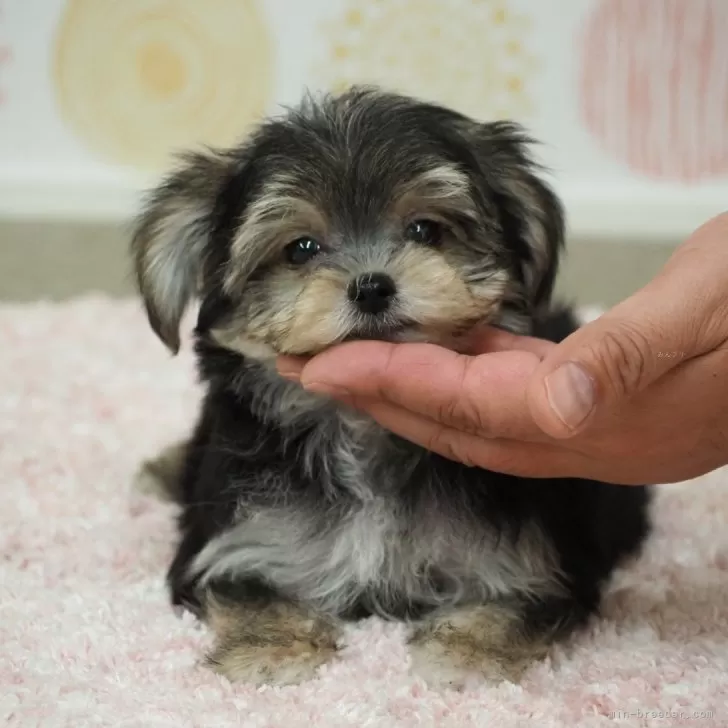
[526,280,723,440]
[525,213,728,440]
[279,340,550,441]
[460,326,556,358]
[347,397,593,479]
[277,325,554,379]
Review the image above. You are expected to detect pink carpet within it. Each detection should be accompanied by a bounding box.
[2,296,727,727]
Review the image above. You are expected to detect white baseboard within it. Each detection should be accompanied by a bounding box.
[562,186,726,243]
[0,177,724,244]
[0,179,145,225]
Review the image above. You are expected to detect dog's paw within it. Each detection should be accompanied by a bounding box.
[205,597,342,686]
[133,463,174,502]
[407,604,548,691]
[207,615,340,686]
[408,637,508,691]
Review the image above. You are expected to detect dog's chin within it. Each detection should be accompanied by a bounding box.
[343,319,419,344]
[222,318,486,362]
[342,319,482,353]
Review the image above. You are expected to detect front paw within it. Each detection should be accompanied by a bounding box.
[408,605,549,691]
[208,626,339,686]
[408,638,478,690]
[206,598,342,686]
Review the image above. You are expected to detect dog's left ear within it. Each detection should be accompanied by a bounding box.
[467,121,566,313]
[131,149,233,353]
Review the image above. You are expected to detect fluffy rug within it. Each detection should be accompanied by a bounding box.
[2,296,727,728]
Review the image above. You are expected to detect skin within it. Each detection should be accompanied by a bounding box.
[277,213,728,486]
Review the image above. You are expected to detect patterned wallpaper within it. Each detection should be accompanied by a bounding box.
[578,0,728,182]
[53,0,273,170]
[48,0,542,173]
[314,0,537,125]
[0,0,726,209]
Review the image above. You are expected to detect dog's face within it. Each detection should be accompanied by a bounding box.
[132,87,564,359]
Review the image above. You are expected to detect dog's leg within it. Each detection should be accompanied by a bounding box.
[203,588,342,686]
[134,440,188,503]
[409,597,587,689]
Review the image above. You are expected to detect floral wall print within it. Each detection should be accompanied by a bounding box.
[52,0,273,172]
[578,0,728,182]
[315,0,537,123]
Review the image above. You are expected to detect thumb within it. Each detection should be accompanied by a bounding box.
[527,261,725,439]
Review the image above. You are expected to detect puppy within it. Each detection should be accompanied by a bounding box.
[131,87,651,689]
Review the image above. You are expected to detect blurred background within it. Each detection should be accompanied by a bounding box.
[0,0,726,306]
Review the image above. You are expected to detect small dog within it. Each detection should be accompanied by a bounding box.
[131,87,651,689]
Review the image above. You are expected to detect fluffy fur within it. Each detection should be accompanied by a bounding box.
[130,87,651,689]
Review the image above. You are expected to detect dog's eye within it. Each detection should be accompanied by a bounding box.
[405,219,443,247]
[284,237,322,265]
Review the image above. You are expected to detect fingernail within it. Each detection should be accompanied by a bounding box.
[276,355,309,382]
[544,362,595,430]
[302,382,356,407]
[276,366,302,382]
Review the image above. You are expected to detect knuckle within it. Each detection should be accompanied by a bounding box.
[378,343,401,399]
[433,356,491,436]
[587,324,652,398]
[425,426,455,461]
[434,393,461,431]
[460,357,494,435]
[425,426,477,468]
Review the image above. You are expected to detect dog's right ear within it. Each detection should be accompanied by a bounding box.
[131,149,233,353]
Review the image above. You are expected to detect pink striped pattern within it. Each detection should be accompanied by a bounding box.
[578,0,728,182]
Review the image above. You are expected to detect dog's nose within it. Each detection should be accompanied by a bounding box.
[348,272,397,315]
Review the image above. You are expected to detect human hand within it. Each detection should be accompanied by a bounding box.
[277,213,728,485]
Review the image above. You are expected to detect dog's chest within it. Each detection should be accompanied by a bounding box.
[203,493,557,618]
[193,406,559,616]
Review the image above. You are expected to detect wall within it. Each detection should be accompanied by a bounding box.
[0,0,726,242]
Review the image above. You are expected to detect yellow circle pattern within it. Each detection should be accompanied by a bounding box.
[53,0,273,171]
[315,0,536,122]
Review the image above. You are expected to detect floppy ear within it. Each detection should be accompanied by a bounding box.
[469,121,566,314]
[131,149,232,353]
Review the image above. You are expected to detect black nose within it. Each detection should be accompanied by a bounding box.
[348,272,397,315]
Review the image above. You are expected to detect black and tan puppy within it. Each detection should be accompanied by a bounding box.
[131,87,650,688]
